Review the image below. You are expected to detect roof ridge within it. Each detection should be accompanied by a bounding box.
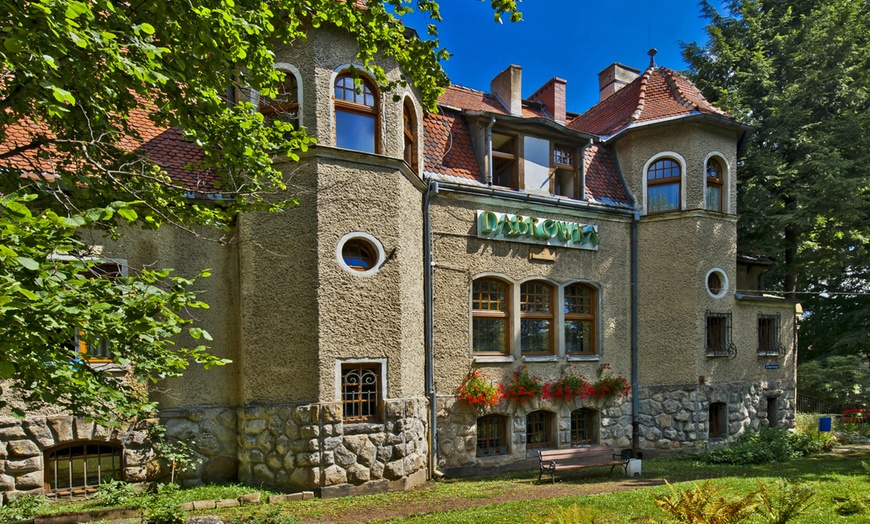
[629,68,653,122]
[660,68,697,111]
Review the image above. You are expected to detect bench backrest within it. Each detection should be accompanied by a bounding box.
[538,446,619,466]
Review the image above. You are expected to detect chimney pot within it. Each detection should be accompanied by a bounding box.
[490,65,523,117]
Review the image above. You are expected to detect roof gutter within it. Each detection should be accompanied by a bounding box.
[462,110,598,142]
[485,116,496,186]
[599,112,752,143]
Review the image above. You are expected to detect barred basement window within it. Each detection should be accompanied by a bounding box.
[757,313,783,356]
[705,311,735,357]
[476,415,507,457]
[570,408,598,446]
[526,410,553,450]
[341,363,381,422]
[44,442,123,496]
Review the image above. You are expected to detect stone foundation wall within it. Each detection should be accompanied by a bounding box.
[0,416,155,501]
[637,380,796,451]
[236,397,428,496]
[160,407,238,487]
[436,394,632,472]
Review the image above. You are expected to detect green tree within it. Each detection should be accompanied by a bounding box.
[682,0,870,361]
[0,0,521,424]
[797,355,870,409]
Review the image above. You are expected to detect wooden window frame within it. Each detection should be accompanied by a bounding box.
[333,72,380,154]
[44,441,123,496]
[551,144,578,199]
[706,158,724,212]
[564,283,596,355]
[520,280,555,355]
[491,133,519,189]
[570,408,597,446]
[341,363,382,423]
[341,238,377,272]
[476,415,508,457]
[647,158,681,213]
[757,313,783,356]
[259,70,300,125]
[526,410,553,450]
[705,311,733,357]
[403,99,418,172]
[472,278,511,355]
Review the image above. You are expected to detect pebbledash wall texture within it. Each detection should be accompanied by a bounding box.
[0,25,799,500]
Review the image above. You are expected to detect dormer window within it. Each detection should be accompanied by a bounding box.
[259,70,300,129]
[552,144,575,198]
[706,158,724,212]
[647,158,681,213]
[334,72,378,154]
[492,133,518,189]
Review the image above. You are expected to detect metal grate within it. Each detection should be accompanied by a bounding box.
[342,364,380,422]
[757,312,785,356]
[45,442,123,496]
[570,409,596,446]
[526,411,553,450]
[705,310,736,358]
[476,415,507,457]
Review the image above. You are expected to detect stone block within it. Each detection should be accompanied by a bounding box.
[239,492,261,505]
[0,474,14,491]
[15,471,44,490]
[73,418,95,440]
[283,453,296,471]
[347,464,370,484]
[377,445,393,463]
[47,418,74,443]
[384,459,404,480]
[202,456,237,484]
[266,453,282,471]
[295,405,313,426]
[216,498,239,508]
[322,436,342,451]
[289,466,314,488]
[7,440,40,458]
[253,463,275,483]
[192,500,216,510]
[322,464,347,486]
[6,457,40,474]
[334,445,356,468]
[181,502,195,511]
[23,419,54,448]
[300,425,319,439]
[302,491,315,500]
[370,459,385,480]
[0,425,27,441]
[322,450,334,467]
[296,452,320,467]
[256,432,275,454]
[245,419,267,435]
[269,492,303,503]
[276,435,292,455]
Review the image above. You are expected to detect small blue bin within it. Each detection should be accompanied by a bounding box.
[819,417,832,433]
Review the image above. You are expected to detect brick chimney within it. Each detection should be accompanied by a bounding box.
[598,63,640,102]
[490,65,523,117]
[529,77,567,124]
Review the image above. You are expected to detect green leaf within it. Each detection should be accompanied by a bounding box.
[117,207,138,221]
[0,362,14,380]
[50,86,76,104]
[4,37,24,53]
[16,257,39,270]
[3,200,31,219]
[139,23,155,35]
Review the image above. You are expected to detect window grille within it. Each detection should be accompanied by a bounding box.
[570,408,597,446]
[553,146,574,167]
[476,415,507,457]
[342,364,380,422]
[705,310,736,358]
[526,411,553,450]
[757,313,784,356]
[44,442,123,496]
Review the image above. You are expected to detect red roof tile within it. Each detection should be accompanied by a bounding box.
[423,110,481,181]
[584,144,631,207]
[0,107,216,193]
[568,67,733,137]
[438,85,550,119]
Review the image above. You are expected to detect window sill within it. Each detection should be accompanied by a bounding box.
[757,352,783,358]
[472,355,515,364]
[566,354,600,362]
[86,362,129,373]
[522,355,560,363]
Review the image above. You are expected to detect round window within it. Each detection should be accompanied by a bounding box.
[706,269,728,298]
[336,232,385,276]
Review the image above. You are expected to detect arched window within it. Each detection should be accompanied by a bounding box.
[570,408,598,446]
[472,278,510,354]
[259,69,300,129]
[526,410,553,449]
[403,99,417,172]
[44,442,123,495]
[706,158,724,212]
[334,72,378,153]
[520,280,554,354]
[647,158,681,213]
[564,283,596,355]
[477,415,508,457]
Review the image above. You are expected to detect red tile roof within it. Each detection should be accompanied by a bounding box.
[439,85,550,119]
[0,107,215,193]
[584,144,631,207]
[423,110,481,181]
[568,67,733,137]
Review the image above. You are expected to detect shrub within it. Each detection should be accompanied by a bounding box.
[456,370,500,407]
[542,367,589,403]
[0,494,47,522]
[142,483,184,524]
[96,478,140,506]
[588,363,630,401]
[756,478,815,524]
[655,480,757,524]
[501,366,544,403]
[700,428,823,465]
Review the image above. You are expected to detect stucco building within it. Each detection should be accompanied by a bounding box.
[0,27,797,499]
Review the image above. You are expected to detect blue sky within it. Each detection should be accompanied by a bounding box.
[401,1,727,114]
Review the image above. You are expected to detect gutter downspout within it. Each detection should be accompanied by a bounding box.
[631,210,640,455]
[579,138,594,201]
[424,178,437,478]
[486,117,496,186]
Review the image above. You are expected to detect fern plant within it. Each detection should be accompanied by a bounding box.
[755,479,814,524]
[655,481,757,524]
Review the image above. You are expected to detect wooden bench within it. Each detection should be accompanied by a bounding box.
[537,446,629,484]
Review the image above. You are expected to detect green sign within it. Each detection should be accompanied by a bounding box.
[476,210,599,250]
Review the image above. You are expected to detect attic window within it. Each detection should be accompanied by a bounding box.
[552,144,576,198]
[491,133,518,189]
[259,70,299,129]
